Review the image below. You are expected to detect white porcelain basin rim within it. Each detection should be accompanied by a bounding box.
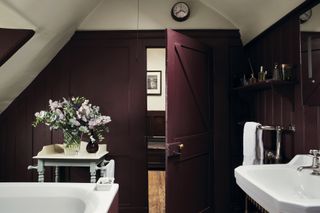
[235,155,320,213]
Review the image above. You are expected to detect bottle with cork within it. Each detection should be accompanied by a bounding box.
[258,66,266,82]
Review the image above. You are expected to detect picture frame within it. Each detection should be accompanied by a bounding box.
[147,71,162,95]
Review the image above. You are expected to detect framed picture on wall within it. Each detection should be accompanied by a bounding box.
[147,71,162,95]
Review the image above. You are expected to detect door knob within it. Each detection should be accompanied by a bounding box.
[170,143,184,157]
[178,144,184,150]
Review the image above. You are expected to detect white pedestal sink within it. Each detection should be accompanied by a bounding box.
[235,155,320,213]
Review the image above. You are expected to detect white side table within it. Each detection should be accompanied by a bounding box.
[29,143,108,183]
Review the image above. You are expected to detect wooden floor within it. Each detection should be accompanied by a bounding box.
[148,171,165,213]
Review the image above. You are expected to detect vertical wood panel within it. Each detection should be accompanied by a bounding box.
[265,91,273,125]
[293,83,305,154]
[304,107,318,151]
[228,5,320,212]
[245,15,302,158]
[242,10,319,160]
[0,30,242,213]
[66,34,147,210]
[231,2,318,212]
[25,86,39,181]
[0,116,7,181]
[180,30,242,213]
[0,31,149,212]
[282,94,294,159]
[14,96,31,181]
[5,106,16,181]
[317,108,320,148]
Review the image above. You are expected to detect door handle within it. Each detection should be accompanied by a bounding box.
[172,144,184,156]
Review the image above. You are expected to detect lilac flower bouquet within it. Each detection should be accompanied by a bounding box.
[33,97,111,149]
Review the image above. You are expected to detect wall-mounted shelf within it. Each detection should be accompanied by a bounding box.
[232,80,297,109]
[232,80,296,92]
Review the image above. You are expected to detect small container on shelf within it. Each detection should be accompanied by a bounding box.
[281,64,293,81]
[272,63,281,80]
[241,74,248,86]
[248,73,257,84]
[258,66,267,82]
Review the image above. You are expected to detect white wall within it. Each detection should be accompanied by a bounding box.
[300,3,320,32]
[200,0,304,44]
[147,48,166,111]
[79,0,236,30]
[0,0,102,113]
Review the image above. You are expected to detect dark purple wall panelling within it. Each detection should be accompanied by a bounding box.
[180,30,243,213]
[242,2,320,159]
[0,28,34,67]
[146,111,165,137]
[0,30,243,213]
[301,32,320,105]
[243,17,300,160]
[0,31,148,212]
[230,2,320,212]
[145,30,244,212]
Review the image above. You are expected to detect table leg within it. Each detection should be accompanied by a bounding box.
[90,163,97,183]
[55,166,59,182]
[37,160,45,182]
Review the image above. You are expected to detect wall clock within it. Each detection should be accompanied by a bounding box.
[299,9,312,24]
[171,2,190,22]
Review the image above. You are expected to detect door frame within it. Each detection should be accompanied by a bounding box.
[142,30,214,212]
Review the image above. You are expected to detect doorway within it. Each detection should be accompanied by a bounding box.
[145,30,213,212]
[146,48,166,213]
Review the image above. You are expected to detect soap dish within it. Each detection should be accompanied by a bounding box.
[95,177,114,191]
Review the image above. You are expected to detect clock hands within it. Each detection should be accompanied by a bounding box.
[176,9,185,17]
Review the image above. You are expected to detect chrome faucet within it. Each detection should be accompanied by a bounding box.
[297,149,320,175]
[266,126,283,164]
[274,126,282,163]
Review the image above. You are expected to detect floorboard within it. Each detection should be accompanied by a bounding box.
[148,170,165,213]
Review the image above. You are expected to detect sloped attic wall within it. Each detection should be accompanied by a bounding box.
[0,0,102,113]
[0,0,236,114]
[0,0,306,114]
[300,2,320,32]
[200,0,305,44]
[79,0,236,30]
[79,0,305,44]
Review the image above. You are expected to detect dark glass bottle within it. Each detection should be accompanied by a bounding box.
[272,63,281,80]
[86,141,99,153]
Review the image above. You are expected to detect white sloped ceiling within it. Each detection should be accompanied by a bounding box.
[199,0,305,44]
[0,0,103,112]
[300,3,320,32]
[0,0,307,113]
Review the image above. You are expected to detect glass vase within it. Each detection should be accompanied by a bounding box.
[63,131,81,155]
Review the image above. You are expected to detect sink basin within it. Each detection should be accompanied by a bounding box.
[235,155,320,213]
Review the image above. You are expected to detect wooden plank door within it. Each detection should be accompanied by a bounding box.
[166,29,212,213]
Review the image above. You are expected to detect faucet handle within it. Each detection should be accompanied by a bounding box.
[309,149,320,157]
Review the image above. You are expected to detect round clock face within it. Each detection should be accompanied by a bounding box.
[299,9,312,24]
[171,2,190,22]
